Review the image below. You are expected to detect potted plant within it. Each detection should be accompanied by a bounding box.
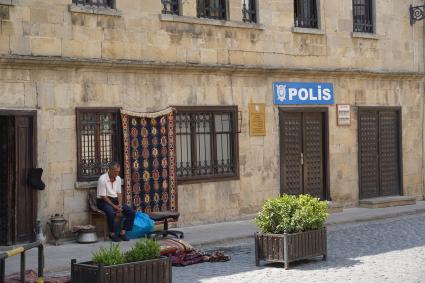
[254,194,329,269]
[71,238,171,283]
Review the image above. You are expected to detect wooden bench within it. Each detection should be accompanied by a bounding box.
[87,190,122,241]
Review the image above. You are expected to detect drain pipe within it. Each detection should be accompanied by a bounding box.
[420,73,425,199]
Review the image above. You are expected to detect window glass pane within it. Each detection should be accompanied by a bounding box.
[195,113,212,175]
[176,114,192,177]
[77,110,120,180]
[99,114,114,174]
[80,113,97,177]
[294,0,318,28]
[353,0,373,33]
[215,114,232,174]
[175,107,237,181]
[73,0,112,8]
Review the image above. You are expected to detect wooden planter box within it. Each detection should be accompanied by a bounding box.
[71,256,171,283]
[255,227,327,269]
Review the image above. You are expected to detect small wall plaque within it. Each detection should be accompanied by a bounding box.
[337,104,351,126]
[249,103,266,136]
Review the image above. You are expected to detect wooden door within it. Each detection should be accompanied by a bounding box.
[15,116,36,242]
[280,112,303,195]
[358,110,380,198]
[303,112,324,198]
[0,117,13,245]
[359,109,401,199]
[280,110,326,199]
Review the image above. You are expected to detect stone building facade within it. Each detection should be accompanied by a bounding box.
[0,0,423,244]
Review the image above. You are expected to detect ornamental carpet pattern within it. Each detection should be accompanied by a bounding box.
[121,108,177,213]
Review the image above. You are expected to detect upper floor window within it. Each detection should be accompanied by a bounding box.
[161,0,180,15]
[175,106,239,183]
[294,0,318,29]
[242,0,257,23]
[353,0,373,33]
[197,0,227,20]
[76,108,122,181]
[72,0,114,9]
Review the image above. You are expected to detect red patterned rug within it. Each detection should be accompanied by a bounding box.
[121,108,177,213]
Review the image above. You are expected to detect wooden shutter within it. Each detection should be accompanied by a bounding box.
[15,116,36,242]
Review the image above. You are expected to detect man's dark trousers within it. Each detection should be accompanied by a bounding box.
[97,197,135,233]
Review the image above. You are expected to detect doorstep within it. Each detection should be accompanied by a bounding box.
[358,195,416,209]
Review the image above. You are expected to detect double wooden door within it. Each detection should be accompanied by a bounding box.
[358,109,401,199]
[0,114,37,245]
[279,110,327,199]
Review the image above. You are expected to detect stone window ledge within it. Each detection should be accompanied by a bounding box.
[69,4,122,17]
[351,32,380,40]
[291,27,325,35]
[159,14,264,30]
[0,0,16,6]
[75,181,98,189]
[75,180,124,189]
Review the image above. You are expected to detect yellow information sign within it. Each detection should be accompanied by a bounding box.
[249,103,266,136]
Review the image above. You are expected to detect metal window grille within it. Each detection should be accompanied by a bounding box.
[77,109,121,181]
[161,0,180,15]
[176,108,237,181]
[353,0,373,33]
[72,0,114,9]
[197,0,227,20]
[242,0,257,23]
[294,0,318,29]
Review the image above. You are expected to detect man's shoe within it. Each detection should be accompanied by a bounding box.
[110,234,121,242]
[119,234,130,241]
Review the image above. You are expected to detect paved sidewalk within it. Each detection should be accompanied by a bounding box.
[3,200,425,275]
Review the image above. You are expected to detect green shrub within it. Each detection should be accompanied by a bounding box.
[255,194,329,234]
[92,244,125,266]
[124,238,161,263]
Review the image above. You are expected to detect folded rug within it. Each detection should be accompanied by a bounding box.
[158,238,230,266]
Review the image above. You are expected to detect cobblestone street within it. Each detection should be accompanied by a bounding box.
[173,213,425,283]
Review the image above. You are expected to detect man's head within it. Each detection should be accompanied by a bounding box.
[108,161,121,181]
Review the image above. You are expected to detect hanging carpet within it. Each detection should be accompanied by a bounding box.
[121,108,177,213]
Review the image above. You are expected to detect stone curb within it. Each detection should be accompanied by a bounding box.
[189,208,425,248]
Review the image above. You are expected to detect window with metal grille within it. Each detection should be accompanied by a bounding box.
[294,0,318,29]
[72,0,114,9]
[353,0,373,33]
[197,0,227,20]
[161,0,180,15]
[76,108,122,181]
[242,0,257,23]
[175,106,239,183]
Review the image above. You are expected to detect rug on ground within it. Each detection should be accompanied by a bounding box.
[159,238,231,266]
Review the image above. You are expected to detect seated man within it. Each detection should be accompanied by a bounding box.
[97,161,135,242]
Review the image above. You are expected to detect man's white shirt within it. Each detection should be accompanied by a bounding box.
[97,173,122,199]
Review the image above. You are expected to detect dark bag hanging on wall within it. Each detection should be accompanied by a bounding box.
[28,168,46,190]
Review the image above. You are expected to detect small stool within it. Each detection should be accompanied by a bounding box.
[147,211,184,239]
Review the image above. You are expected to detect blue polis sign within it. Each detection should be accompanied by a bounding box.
[273,82,334,105]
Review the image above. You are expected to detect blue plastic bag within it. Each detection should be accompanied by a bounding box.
[126,212,155,239]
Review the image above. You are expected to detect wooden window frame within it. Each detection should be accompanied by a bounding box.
[174,105,239,184]
[76,107,122,182]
